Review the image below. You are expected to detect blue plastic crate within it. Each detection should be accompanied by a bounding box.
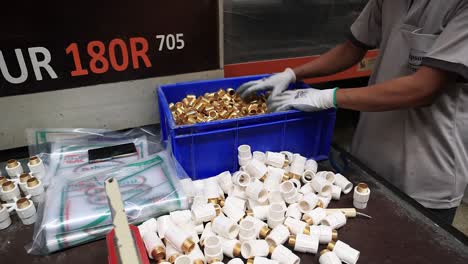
[158,74,336,180]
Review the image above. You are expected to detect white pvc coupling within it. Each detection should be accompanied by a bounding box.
[316,171,335,184]
[219,237,242,258]
[170,210,192,225]
[333,173,353,194]
[16,198,37,225]
[230,185,248,200]
[265,152,287,168]
[225,196,247,211]
[216,171,233,194]
[246,180,268,203]
[5,159,23,178]
[289,233,319,254]
[285,203,302,220]
[188,244,206,264]
[241,239,270,258]
[268,190,284,205]
[175,255,192,264]
[192,203,221,223]
[298,192,320,213]
[270,244,300,264]
[243,216,271,239]
[223,203,246,223]
[329,240,360,264]
[321,211,347,230]
[238,145,253,166]
[27,156,46,179]
[25,177,44,201]
[353,183,371,209]
[301,170,315,184]
[1,181,21,202]
[311,176,332,197]
[264,167,284,191]
[239,218,257,242]
[288,155,306,180]
[248,257,279,264]
[253,151,267,163]
[157,215,173,239]
[142,231,166,261]
[318,195,331,209]
[319,249,342,264]
[265,224,290,246]
[246,159,268,181]
[205,179,222,200]
[165,239,182,263]
[138,218,158,235]
[284,217,308,235]
[164,222,196,254]
[303,207,327,226]
[0,204,12,230]
[280,151,294,164]
[247,205,269,221]
[267,203,286,228]
[18,173,31,194]
[331,185,342,200]
[309,225,338,244]
[228,258,244,264]
[212,215,240,239]
[200,223,216,246]
[279,181,299,204]
[204,236,224,263]
[232,171,252,187]
[304,159,318,173]
[299,183,314,194]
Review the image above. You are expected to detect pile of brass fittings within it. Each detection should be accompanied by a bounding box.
[169,88,268,125]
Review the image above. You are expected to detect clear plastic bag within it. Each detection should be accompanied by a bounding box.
[25,128,190,255]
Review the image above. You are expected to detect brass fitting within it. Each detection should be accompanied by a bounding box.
[6,159,19,169]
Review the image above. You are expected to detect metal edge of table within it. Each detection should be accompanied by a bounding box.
[331,142,468,246]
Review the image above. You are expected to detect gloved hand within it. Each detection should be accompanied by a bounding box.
[237,68,296,99]
[267,88,338,112]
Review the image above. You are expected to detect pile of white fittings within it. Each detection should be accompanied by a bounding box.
[0,156,46,229]
[139,145,370,264]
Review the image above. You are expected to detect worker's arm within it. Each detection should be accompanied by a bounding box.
[237,41,367,98]
[293,40,367,80]
[268,66,455,112]
[336,66,454,111]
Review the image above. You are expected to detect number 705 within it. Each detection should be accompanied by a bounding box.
[156,34,185,51]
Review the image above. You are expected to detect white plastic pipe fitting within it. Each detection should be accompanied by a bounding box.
[164,222,196,254]
[244,216,271,239]
[5,159,23,178]
[246,159,268,181]
[285,203,302,220]
[157,215,173,239]
[216,171,233,193]
[316,171,335,184]
[230,185,248,200]
[319,249,341,264]
[311,176,332,197]
[188,244,206,264]
[138,218,158,235]
[265,152,287,168]
[248,257,279,264]
[18,173,32,194]
[204,236,224,263]
[288,233,319,254]
[298,192,320,213]
[331,185,342,200]
[175,255,192,264]
[228,258,244,264]
[205,180,222,200]
[239,218,257,242]
[27,156,46,179]
[1,181,21,203]
[238,145,253,159]
[265,224,290,246]
[318,195,331,209]
[225,196,247,211]
[304,159,318,173]
[309,225,338,244]
[0,204,12,230]
[288,155,306,180]
[321,211,347,230]
[301,170,315,184]
[253,151,266,163]
[303,207,327,226]
[165,240,182,264]
[279,181,299,204]
[221,238,242,258]
[268,190,284,205]
[333,173,353,194]
[328,240,360,264]
[26,177,45,204]
[232,171,252,187]
[299,183,314,194]
[288,179,301,191]
[241,239,270,258]
[192,203,221,223]
[280,151,294,164]
[247,205,269,221]
[212,215,240,239]
[16,198,37,225]
[353,183,370,209]
[246,180,268,203]
[284,217,308,235]
[170,210,193,225]
[200,223,216,246]
[264,167,284,191]
[239,156,252,167]
[267,203,286,228]
[142,231,166,261]
[270,244,300,264]
[223,201,246,223]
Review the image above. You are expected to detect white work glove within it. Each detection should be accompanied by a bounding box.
[237,68,296,99]
[267,88,338,112]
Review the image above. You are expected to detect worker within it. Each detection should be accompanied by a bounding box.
[238,0,468,224]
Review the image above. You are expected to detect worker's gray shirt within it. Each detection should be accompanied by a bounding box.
[350,0,468,209]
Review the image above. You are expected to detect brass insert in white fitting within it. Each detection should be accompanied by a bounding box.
[5,159,23,177]
[353,183,371,209]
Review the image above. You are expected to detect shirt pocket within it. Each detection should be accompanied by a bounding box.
[401,25,439,72]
